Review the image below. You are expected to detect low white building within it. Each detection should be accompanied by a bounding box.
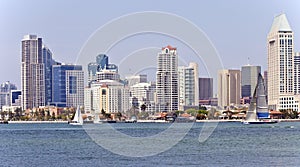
[278,95,300,112]
[129,82,156,113]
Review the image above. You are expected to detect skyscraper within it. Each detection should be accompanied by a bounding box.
[0,81,17,109]
[218,69,241,108]
[21,35,45,110]
[267,14,294,110]
[294,52,300,94]
[52,64,84,107]
[156,45,178,112]
[199,78,213,100]
[241,65,261,98]
[43,45,61,105]
[96,54,109,70]
[88,54,118,85]
[178,62,199,110]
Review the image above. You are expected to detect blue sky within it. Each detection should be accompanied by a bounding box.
[1,0,300,88]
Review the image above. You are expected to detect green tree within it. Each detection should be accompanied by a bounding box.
[186,109,198,116]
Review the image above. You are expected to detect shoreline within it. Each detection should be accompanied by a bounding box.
[4,119,300,124]
[8,121,69,124]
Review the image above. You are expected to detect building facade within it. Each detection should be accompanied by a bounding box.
[0,81,17,110]
[267,14,294,110]
[294,52,300,94]
[156,45,178,112]
[241,65,261,98]
[125,74,147,87]
[129,82,156,113]
[52,64,84,107]
[199,78,213,100]
[98,80,130,113]
[218,69,241,108]
[178,62,199,110]
[21,35,45,110]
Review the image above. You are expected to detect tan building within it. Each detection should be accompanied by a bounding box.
[267,14,294,110]
[21,35,45,110]
[218,69,241,108]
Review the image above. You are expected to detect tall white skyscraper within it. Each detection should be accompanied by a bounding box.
[156,45,178,112]
[178,62,199,110]
[267,14,294,110]
[21,35,45,110]
[218,69,241,108]
[241,65,261,98]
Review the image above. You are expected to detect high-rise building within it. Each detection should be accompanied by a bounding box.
[87,62,98,84]
[267,14,294,110]
[294,52,300,94]
[125,74,147,87]
[241,65,261,98]
[43,45,60,105]
[96,69,120,82]
[263,70,268,96]
[21,35,45,110]
[178,62,199,110]
[156,45,179,112]
[88,54,118,85]
[218,69,241,108]
[199,78,213,100]
[98,80,130,113]
[52,64,84,107]
[96,54,109,70]
[0,81,17,110]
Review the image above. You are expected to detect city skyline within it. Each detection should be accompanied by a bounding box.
[1,1,300,88]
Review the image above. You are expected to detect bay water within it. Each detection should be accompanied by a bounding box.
[0,122,299,166]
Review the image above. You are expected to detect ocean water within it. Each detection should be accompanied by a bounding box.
[0,122,300,167]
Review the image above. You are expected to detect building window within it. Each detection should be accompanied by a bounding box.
[69,76,77,94]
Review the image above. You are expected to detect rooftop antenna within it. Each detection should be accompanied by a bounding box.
[247,57,250,65]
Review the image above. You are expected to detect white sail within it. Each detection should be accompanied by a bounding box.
[256,74,269,118]
[243,73,277,124]
[245,86,258,122]
[71,106,83,125]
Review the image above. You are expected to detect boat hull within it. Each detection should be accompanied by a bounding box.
[69,121,83,125]
[243,120,278,124]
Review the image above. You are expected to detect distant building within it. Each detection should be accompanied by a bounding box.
[10,90,22,107]
[88,54,118,85]
[241,65,261,98]
[96,69,120,82]
[178,62,199,110]
[98,80,130,113]
[87,62,98,84]
[218,69,241,108]
[52,64,84,107]
[96,54,109,70]
[267,14,294,110]
[294,52,300,94]
[21,35,45,109]
[43,45,61,105]
[156,45,178,112]
[199,78,213,100]
[129,82,156,113]
[0,81,17,110]
[263,70,268,96]
[125,74,147,87]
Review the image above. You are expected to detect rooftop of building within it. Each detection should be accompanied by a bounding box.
[269,13,292,34]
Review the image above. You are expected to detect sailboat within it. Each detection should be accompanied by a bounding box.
[243,73,278,124]
[70,106,83,125]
